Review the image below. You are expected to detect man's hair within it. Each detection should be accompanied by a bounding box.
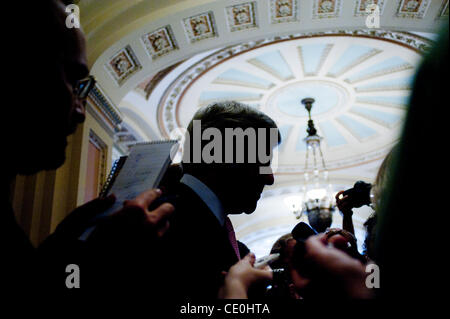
[9,1,74,61]
[8,0,77,98]
[270,233,294,255]
[182,101,281,173]
[4,0,81,174]
[269,233,294,269]
[371,146,396,211]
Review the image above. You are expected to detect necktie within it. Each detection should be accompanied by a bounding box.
[224,217,241,260]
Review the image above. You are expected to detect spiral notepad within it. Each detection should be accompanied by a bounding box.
[80,140,179,240]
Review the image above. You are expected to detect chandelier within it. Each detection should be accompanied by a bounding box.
[291,98,336,232]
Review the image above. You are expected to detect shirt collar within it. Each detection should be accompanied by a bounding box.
[180,174,226,226]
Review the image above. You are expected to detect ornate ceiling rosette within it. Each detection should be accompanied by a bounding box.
[155,30,430,173]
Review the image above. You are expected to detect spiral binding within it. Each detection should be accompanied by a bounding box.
[99,156,127,198]
[131,139,178,147]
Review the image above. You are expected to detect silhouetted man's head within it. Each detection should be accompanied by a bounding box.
[182,101,281,214]
[6,0,89,175]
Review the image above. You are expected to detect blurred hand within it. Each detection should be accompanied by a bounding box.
[336,191,354,216]
[218,253,273,299]
[91,188,175,242]
[121,188,174,238]
[300,234,373,299]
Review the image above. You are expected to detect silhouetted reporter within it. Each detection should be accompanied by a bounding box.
[2,0,174,295]
[374,23,449,302]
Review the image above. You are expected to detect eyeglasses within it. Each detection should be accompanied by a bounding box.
[74,75,96,99]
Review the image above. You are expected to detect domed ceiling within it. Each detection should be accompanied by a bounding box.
[85,0,447,104]
[79,0,446,256]
[157,33,422,174]
[124,32,426,256]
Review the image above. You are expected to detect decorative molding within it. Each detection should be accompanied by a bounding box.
[115,126,138,145]
[327,48,382,78]
[356,97,408,108]
[298,47,307,76]
[438,0,449,18]
[349,108,399,129]
[89,0,444,107]
[247,51,294,81]
[270,0,299,24]
[88,84,123,134]
[88,130,108,194]
[156,30,432,139]
[226,2,258,32]
[212,76,275,90]
[182,11,218,43]
[355,82,412,92]
[396,0,431,19]
[134,61,185,100]
[104,45,142,86]
[344,62,414,84]
[141,25,178,61]
[336,116,378,143]
[316,44,334,75]
[298,44,335,76]
[354,0,386,16]
[312,0,343,19]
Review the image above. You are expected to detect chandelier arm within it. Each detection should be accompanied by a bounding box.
[303,147,310,202]
[312,145,318,172]
[318,144,328,171]
[304,144,310,173]
[313,145,321,187]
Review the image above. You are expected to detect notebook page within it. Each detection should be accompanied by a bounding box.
[79,140,178,240]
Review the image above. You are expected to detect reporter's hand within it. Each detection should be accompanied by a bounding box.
[121,188,174,238]
[301,234,373,299]
[218,253,273,299]
[91,188,175,242]
[336,191,354,216]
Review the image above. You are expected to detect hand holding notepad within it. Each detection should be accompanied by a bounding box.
[79,140,179,240]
